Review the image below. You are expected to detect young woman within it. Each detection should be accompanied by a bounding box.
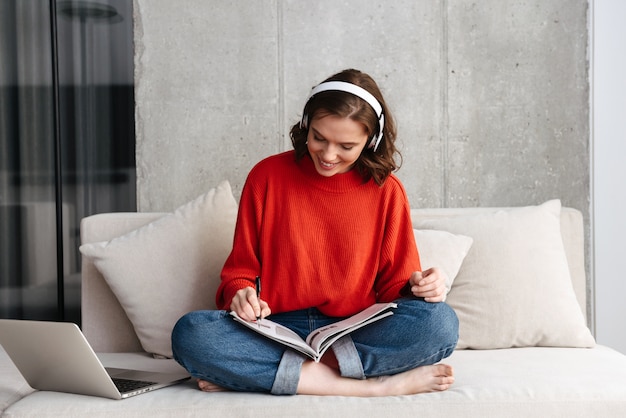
[172,69,458,396]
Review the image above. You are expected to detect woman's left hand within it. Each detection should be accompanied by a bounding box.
[408,268,447,303]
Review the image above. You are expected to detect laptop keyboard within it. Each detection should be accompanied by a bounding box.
[112,377,157,393]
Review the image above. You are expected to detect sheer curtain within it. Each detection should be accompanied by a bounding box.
[0,0,135,323]
[0,0,58,319]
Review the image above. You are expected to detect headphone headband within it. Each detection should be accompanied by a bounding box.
[301,81,385,152]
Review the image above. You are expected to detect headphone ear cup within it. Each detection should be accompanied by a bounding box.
[300,113,308,130]
[369,113,385,151]
[370,133,383,151]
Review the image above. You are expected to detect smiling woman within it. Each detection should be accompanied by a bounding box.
[171,68,458,397]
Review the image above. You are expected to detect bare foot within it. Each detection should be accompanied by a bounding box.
[297,361,454,397]
[196,378,228,392]
[374,363,455,395]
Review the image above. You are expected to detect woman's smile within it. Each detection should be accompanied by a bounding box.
[319,159,338,170]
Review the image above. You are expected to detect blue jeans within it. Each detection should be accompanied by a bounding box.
[171,297,458,395]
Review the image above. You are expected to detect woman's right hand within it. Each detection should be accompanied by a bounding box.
[230,287,271,322]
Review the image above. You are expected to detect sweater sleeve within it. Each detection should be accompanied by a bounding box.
[374,179,421,302]
[215,170,264,310]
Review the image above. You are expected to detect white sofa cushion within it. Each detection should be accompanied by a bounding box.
[4,346,626,417]
[79,181,238,358]
[413,229,473,298]
[0,348,34,416]
[413,200,595,349]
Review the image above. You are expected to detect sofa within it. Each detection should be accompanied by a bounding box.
[2,181,626,417]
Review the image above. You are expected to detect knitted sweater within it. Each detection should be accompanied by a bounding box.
[216,151,421,317]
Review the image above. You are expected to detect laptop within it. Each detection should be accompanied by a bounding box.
[0,319,190,400]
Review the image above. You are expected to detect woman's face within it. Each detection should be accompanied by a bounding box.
[306,114,369,177]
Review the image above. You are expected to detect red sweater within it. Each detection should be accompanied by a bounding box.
[216,151,421,317]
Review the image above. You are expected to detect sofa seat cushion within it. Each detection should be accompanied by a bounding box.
[3,346,626,418]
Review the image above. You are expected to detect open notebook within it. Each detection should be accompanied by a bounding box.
[0,319,190,399]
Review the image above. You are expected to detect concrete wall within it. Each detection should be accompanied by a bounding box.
[133,0,590,312]
[134,0,589,212]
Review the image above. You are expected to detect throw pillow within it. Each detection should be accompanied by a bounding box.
[413,200,595,349]
[80,181,238,358]
[413,229,473,299]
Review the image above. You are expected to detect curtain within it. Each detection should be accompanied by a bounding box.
[0,0,135,322]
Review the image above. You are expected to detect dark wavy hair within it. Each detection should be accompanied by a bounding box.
[290,69,400,186]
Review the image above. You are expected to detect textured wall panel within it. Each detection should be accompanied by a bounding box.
[446,0,589,209]
[134,0,588,217]
[134,0,279,211]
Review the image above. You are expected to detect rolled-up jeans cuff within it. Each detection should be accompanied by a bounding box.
[332,335,365,379]
[270,350,306,395]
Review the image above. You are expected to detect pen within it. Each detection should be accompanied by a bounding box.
[255,276,262,327]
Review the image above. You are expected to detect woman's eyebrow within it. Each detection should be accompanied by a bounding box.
[311,128,361,146]
[311,128,325,139]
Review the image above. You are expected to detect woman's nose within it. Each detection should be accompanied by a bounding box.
[321,144,338,161]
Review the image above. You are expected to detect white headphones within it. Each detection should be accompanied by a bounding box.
[300,81,385,152]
